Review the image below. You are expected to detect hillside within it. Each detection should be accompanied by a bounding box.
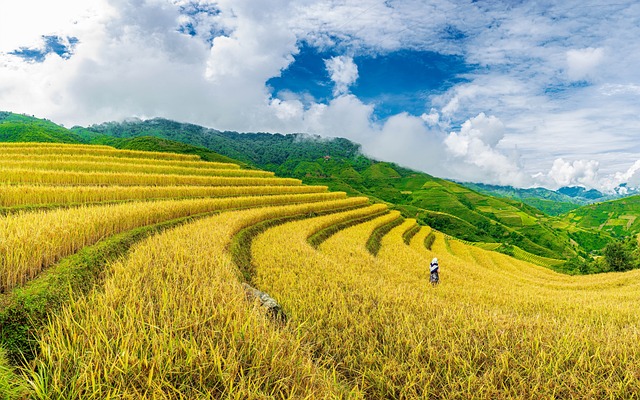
[0,112,83,143]
[73,118,362,167]
[461,182,583,215]
[462,182,638,216]
[2,142,640,398]
[79,117,597,261]
[561,195,640,238]
[0,112,241,166]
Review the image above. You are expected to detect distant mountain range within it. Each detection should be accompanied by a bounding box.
[460,182,637,216]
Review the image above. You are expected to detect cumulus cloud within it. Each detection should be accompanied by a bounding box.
[544,158,600,189]
[607,160,640,190]
[300,94,375,144]
[368,112,445,176]
[205,2,297,85]
[530,158,640,193]
[324,55,359,96]
[421,109,440,126]
[566,47,604,81]
[443,113,529,186]
[0,0,110,53]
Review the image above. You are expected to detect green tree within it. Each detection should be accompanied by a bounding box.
[604,240,634,272]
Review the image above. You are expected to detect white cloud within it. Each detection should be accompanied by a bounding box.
[544,158,600,189]
[609,160,640,189]
[443,113,529,186]
[369,112,444,175]
[205,2,297,85]
[421,109,440,126]
[532,158,640,192]
[263,95,449,177]
[437,76,536,119]
[0,0,112,53]
[269,97,304,121]
[601,83,640,96]
[566,47,605,81]
[324,55,359,96]
[301,94,375,144]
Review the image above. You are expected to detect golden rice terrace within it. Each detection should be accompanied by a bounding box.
[1,142,640,399]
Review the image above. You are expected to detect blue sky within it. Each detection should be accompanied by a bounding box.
[9,35,79,63]
[268,44,473,120]
[1,0,640,191]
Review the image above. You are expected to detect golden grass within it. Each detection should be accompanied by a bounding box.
[0,143,115,150]
[0,184,329,207]
[408,225,431,251]
[0,143,199,160]
[27,199,371,399]
[0,192,352,292]
[3,143,640,398]
[0,153,240,169]
[0,160,266,177]
[0,168,300,186]
[251,213,640,398]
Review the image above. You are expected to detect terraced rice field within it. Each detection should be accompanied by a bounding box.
[2,142,640,399]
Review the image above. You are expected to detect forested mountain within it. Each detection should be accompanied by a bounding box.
[73,118,361,167]
[0,112,236,164]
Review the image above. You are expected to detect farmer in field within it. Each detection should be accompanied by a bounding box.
[430,257,439,286]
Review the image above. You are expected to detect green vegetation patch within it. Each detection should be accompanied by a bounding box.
[337,166,362,181]
[367,215,404,256]
[568,229,612,252]
[362,163,401,180]
[562,195,640,238]
[424,232,436,250]
[526,198,580,216]
[308,210,387,249]
[474,242,502,251]
[293,161,326,178]
[0,347,27,399]
[402,223,421,245]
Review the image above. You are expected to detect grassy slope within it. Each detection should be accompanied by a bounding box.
[0,112,83,143]
[289,162,584,259]
[286,157,584,259]
[461,181,582,216]
[76,118,597,259]
[561,195,640,238]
